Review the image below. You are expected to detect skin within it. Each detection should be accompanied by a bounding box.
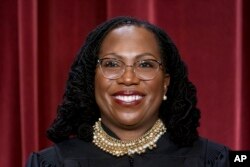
[95,25,170,140]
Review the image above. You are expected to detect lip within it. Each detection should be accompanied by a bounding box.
[112,90,145,106]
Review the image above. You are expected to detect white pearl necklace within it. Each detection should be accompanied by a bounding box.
[92,119,167,157]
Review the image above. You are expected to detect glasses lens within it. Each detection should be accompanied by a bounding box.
[135,60,160,80]
[98,58,161,80]
[99,59,123,79]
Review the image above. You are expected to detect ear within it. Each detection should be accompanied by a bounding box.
[163,74,170,95]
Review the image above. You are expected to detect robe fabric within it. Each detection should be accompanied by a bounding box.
[26,132,229,167]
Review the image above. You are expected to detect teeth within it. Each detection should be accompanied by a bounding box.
[114,95,143,103]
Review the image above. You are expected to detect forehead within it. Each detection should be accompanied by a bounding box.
[99,25,161,60]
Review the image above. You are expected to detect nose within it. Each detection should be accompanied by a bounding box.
[116,66,140,85]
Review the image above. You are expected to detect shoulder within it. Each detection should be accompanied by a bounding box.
[26,138,92,167]
[165,136,230,166]
[196,137,230,166]
[26,146,59,167]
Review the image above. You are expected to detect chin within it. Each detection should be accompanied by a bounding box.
[115,116,144,128]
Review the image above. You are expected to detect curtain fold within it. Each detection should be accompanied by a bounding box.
[0,0,249,166]
[241,0,250,149]
[234,0,243,149]
[17,0,39,160]
[1,0,21,166]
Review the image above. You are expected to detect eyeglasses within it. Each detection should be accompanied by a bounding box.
[97,58,162,80]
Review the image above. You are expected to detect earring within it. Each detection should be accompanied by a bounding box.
[163,95,167,101]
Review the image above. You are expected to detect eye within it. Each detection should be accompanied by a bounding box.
[101,59,121,68]
[137,60,157,68]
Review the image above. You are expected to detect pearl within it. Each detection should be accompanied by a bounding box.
[92,119,166,157]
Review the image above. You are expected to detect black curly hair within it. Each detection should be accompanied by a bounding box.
[47,16,200,147]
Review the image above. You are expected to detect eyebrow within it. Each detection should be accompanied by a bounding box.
[100,52,158,60]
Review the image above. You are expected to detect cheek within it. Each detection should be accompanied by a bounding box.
[147,77,165,98]
[95,70,112,106]
[95,70,105,97]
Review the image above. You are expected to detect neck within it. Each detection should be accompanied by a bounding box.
[101,117,159,141]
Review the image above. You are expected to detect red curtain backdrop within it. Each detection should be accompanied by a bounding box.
[0,0,249,166]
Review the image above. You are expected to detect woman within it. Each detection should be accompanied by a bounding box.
[26,16,229,166]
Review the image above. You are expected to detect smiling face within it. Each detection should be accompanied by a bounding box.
[95,25,170,138]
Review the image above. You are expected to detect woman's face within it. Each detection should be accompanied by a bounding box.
[95,25,170,132]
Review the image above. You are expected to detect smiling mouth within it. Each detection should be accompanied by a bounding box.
[114,95,143,103]
[112,90,145,105]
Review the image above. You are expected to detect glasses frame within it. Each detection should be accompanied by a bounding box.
[97,58,163,80]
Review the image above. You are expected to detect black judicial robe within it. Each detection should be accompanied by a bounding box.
[26,133,229,167]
